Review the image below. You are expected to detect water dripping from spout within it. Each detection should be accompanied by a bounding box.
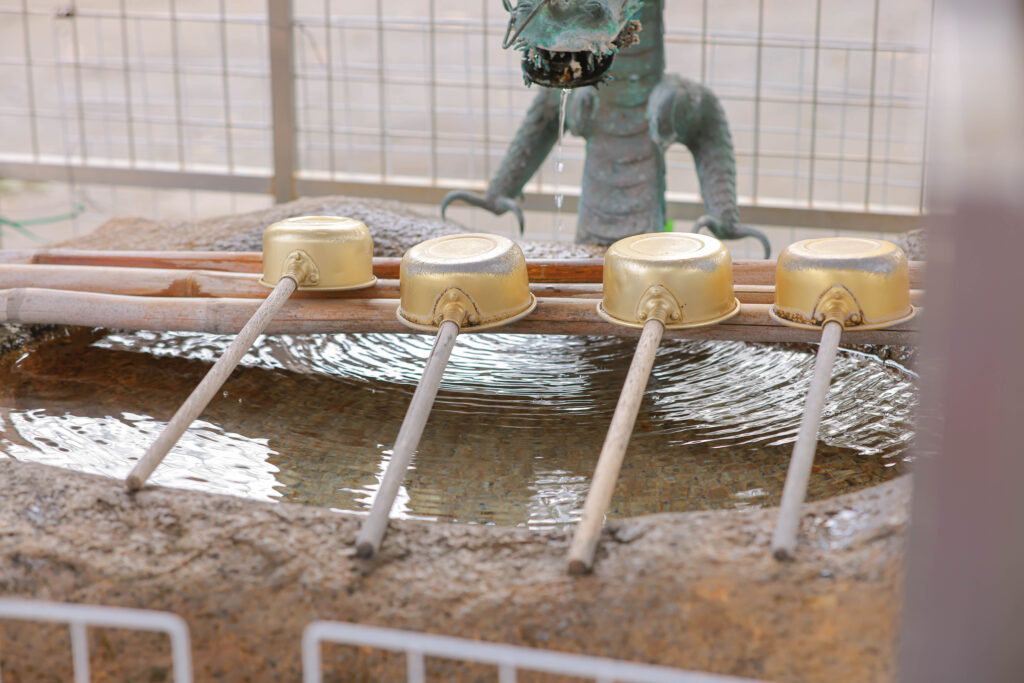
[555,87,569,238]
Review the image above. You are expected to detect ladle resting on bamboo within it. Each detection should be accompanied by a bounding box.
[355,233,536,558]
[567,233,741,574]
[126,216,376,491]
[768,237,916,560]
[126,267,303,490]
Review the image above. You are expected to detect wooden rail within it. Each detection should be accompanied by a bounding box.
[0,249,923,345]
[0,249,926,288]
[0,264,923,305]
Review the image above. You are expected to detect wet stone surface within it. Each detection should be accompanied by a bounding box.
[0,458,911,682]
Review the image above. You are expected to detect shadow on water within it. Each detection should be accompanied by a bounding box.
[0,327,916,527]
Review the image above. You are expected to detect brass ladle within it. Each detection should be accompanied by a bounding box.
[768,237,915,560]
[355,233,536,558]
[125,216,376,491]
[567,232,740,574]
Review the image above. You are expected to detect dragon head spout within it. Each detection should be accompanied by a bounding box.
[503,0,643,88]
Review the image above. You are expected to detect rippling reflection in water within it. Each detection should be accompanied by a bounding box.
[0,328,916,527]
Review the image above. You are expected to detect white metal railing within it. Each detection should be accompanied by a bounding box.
[301,620,767,683]
[0,599,771,682]
[0,598,193,683]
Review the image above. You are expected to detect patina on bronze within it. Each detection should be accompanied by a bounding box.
[444,1,771,256]
[357,233,535,559]
[569,232,739,574]
[769,237,915,561]
[501,0,633,87]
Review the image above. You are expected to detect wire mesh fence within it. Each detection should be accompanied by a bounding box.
[0,0,933,253]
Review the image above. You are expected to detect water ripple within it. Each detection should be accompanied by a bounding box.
[0,328,917,527]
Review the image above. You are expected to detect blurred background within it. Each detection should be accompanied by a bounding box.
[0,0,933,255]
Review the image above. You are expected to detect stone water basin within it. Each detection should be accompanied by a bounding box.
[0,325,916,525]
[0,198,924,682]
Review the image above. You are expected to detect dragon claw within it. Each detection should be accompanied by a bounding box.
[441,191,526,235]
[496,197,526,235]
[694,215,771,259]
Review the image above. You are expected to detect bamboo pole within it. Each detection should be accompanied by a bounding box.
[0,263,928,310]
[0,264,927,308]
[0,264,925,306]
[770,320,844,560]
[0,264,608,301]
[0,288,920,345]
[568,318,665,575]
[125,278,298,491]
[0,264,295,298]
[0,249,927,288]
[1,249,266,272]
[355,320,460,558]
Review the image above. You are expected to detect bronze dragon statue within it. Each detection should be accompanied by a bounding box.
[441,0,770,257]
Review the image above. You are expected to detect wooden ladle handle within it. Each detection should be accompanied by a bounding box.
[355,320,460,559]
[125,277,298,491]
[771,319,844,560]
[568,318,665,575]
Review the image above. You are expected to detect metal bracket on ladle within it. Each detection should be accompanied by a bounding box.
[812,284,864,328]
[282,249,320,289]
[432,287,482,327]
[635,284,683,326]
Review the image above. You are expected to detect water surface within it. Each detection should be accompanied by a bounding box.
[0,328,916,527]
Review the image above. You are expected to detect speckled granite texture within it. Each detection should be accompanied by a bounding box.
[0,459,909,682]
[60,194,606,259]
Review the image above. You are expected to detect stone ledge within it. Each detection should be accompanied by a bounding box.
[0,458,909,682]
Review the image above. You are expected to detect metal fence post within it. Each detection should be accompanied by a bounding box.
[268,0,297,204]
